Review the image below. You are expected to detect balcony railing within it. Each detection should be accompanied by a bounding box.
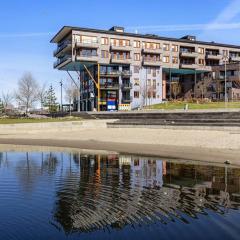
[54,56,71,68]
[121,83,133,89]
[110,44,132,51]
[54,40,72,56]
[100,70,121,76]
[76,53,98,62]
[75,39,99,48]
[100,83,119,89]
[122,70,132,77]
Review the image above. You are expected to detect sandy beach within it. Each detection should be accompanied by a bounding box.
[0,120,240,164]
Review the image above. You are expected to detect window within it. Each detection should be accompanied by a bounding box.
[147,68,151,74]
[133,40,140,48]
[134,66,140,73]
[152,79,156,89]
[101,50,109,58]
[147,91,151,98]
[101,37,109,45]
[198,59,204,65]
[163,56,170,63]
[134,91,140,98]
[80,35,97,43]
[147,79,151,86]
[134,53,140,61]
[163,43,169,51]
[172,57,178,64]
[152,68,156,77]
[143,42,160,49]
[134,78,140,86]
[152,92,156,98]
[198,47,204,54]
[172,45,178,52]
[110,39,130,46]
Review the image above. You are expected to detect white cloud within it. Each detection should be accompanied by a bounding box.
[0,32,53,38]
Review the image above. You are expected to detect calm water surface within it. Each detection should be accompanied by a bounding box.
[0,151,240,240]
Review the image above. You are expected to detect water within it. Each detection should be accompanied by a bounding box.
[0,150,240,240]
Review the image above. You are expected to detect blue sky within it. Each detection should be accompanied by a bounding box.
[1,0,240,102]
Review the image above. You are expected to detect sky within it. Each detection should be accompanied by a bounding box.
[1,0,240,102]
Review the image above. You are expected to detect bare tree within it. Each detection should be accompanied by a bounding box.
[1,91,14,110]
[171,82,181,99]
[64,81,78,115]
[15,72,39,113]
[37,83,47,111]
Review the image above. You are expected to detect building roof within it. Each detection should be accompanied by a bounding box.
[50,26,240,49]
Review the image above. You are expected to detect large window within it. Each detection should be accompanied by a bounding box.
[75,35,97,43]
[163,43,170,51]
[143,42,160,49]
[101,50,109,58]
[172,57,178,64]
[171,44,178,52]
[134,53,140,61]
[163,56,170,63]
[198,59,204,65]
[133,40,140,48]
[101,37,109,45]
[198,47,204,54]
[110,39,130,46]
[134,91,140,98]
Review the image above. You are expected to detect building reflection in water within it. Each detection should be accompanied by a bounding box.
[52,153,240,233]
[1,151,239,233]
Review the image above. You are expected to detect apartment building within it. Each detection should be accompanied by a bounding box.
[51,26,240,111]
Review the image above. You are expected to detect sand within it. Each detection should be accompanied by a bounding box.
[0,120,239,164]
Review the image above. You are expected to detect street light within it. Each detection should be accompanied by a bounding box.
[223,55,229,108]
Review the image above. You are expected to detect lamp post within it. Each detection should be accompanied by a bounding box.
[223,55,229,108]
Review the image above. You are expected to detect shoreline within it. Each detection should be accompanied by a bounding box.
[0,138,240,166]
[0,120,239,165]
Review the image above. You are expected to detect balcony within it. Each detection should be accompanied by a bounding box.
[230,56,240,62]
[143,59,161,66]
[110,44,132,52]
[75,39,99,49]
[54,56,72,68]
[111,56,131,64]
[180,51,198,58]
[142,48,162,54]
[180,63,198,69]
[121,83,133,90]
[53,40,72,57]
[121,70,132,77]
[76,54,99,63]
[100,70,121,77]
[198,65,212,71]
[122,97,132,103]
[100,83,119,90]
[228,75,240,81]
[206,53,222,60]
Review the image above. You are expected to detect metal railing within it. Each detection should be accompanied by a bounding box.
[121,83,133,89]
[54,56,71,68]
[54,40,71,56]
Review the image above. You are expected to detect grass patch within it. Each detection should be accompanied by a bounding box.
[148,101,240,110]
[0,117,82,124]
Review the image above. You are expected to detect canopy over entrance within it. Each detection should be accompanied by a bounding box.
[163,68,211,75]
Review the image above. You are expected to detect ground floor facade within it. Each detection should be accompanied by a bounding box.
[72,63,240,112]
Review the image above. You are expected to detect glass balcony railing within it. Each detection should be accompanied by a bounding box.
[54,56,71,68]
[54,40,71,56]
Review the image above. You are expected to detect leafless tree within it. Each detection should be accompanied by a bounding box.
[37,83,47,111]
[1,91,14,110]
[15,72,39,113]
[171,82,181,99]
[64,81,79,115]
